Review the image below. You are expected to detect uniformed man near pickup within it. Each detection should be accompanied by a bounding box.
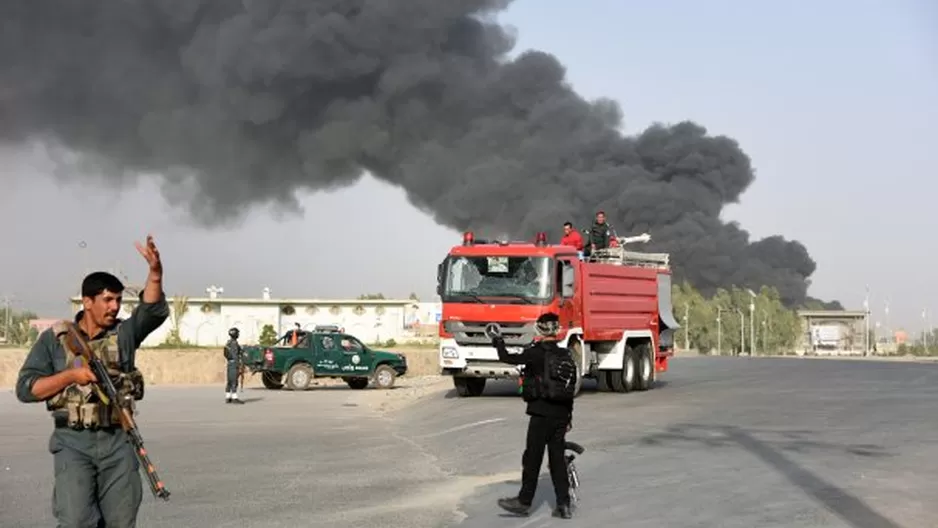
[15,235,170,527]
[224,327,244,404]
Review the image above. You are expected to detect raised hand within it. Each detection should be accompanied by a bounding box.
[135,235,162,275]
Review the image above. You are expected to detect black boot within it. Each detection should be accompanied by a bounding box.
[497,496,531,516]
[552,503,573,519]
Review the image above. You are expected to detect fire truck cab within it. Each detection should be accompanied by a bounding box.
[437,231,681,397]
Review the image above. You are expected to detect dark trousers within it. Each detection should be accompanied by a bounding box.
[226,361,239,393]
[519,414,570,506]
[50,428,142,527]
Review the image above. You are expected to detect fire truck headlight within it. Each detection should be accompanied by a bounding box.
[441,347,459,359]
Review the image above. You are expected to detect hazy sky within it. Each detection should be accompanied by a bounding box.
[2,0,936,332]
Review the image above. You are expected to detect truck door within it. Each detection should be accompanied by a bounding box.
[336,335,371,375]
[557,257,582,331]
[313,334,342,375]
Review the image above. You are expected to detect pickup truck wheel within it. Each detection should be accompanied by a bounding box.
[635,343,654,391]
[373,365,396,390]
[453,377,486,397]
[346,377,369,390]
[262,372,283,390]
[611,346,636,393]
[285,363,313,391]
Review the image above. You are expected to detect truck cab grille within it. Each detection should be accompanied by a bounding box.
[446,321,535,346]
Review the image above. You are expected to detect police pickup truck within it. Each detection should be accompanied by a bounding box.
[242,325,408,391]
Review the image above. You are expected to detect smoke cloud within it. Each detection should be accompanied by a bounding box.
[0,0,827,306]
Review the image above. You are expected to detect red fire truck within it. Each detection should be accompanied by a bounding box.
[436,231,681,397]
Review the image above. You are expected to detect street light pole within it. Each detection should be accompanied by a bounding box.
[683,304,689,352]
[716,307,722,356]
[736,309,744,356]
[746,289,756,356]
[924,309,929,352]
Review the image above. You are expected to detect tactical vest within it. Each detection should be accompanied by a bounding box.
[46,320,145,430]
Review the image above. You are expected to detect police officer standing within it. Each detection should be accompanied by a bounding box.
[16,235,170,527]
[489,312,575,519]
[224,327,244,404]
[588,210,613,254]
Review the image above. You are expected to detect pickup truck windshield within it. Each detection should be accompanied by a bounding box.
[441,255,552,302]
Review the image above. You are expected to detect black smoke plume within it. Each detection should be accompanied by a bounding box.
[0,0,831,307]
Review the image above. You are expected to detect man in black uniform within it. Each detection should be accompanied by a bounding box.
[224,327,244,404]
[490,312,575,519]
[16,235,170,527]
[588,210,613,253]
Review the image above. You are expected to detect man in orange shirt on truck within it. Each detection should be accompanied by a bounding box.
[560,222,584,252]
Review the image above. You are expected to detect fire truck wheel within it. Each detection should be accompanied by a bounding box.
[454,377,486,397]
[611,346,636,393]
[635,343,654,391]
[597,370,613,392]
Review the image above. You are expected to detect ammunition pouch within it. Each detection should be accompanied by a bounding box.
[118,369,145,401]
[47,371,143,431]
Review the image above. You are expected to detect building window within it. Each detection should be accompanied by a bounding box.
[353,305,365,316]
[329,305,341,315]
[375,306,385,315]
[306,306,318,315]
[281,305,296,315]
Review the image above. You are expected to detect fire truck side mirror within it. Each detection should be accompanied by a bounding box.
[436,262,444,295]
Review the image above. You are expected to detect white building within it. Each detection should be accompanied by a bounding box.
[68,290,442,348]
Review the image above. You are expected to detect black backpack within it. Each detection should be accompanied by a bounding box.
[541,346,578,402]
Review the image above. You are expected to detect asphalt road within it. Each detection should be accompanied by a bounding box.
[1,357,936,528]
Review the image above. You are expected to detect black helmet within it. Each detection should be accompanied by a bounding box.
[534,312,561,337]
[228,327,240,338]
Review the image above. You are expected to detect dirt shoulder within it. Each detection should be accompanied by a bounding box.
[0,346,441,389]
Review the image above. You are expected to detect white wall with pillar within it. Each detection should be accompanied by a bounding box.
[69,288,442,347]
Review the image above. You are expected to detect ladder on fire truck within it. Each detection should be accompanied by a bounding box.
[588,232,671,270]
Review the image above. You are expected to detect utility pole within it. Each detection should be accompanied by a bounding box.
[1,295,11,344]
[683,304,689,352]
[863,286,870,356]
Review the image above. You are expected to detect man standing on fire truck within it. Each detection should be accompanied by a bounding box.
[560,222,584,251]
[588,211,613,253]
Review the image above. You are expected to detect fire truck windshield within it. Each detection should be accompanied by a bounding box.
[440,255,553,303]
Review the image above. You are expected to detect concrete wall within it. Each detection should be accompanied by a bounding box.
[69,298,443,347]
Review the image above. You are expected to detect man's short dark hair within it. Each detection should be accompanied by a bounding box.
[563,222,573,228]
[81,272,124,299]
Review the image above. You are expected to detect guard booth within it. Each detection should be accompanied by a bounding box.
[796,310,869,356]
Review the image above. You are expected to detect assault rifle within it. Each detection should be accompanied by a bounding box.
[62,323,171,501]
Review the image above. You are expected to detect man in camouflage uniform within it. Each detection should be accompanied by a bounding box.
[16,235,169,527]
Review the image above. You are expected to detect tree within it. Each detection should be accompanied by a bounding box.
[163,295,189,346]
[1,306,39,346]
[672,283,802,355]
[258,324,278,346]
[408,292,420,301]
[357,293,385,300]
